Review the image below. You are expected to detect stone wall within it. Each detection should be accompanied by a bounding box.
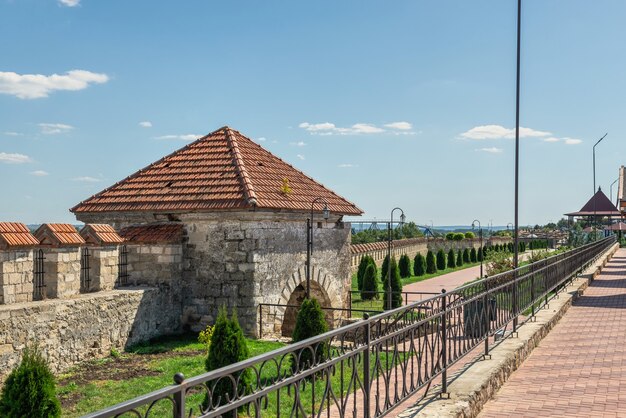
[0,249,35,304]
[125,243,183,287]
[0,287,181,378]
[43,247,81,299]
[89,246,119,291]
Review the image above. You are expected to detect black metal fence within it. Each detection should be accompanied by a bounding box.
[117,245,129,286]
[80,247,91,292]
[84,236,615,418]
[33,249,45,301]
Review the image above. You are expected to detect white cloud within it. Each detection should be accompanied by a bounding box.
[290,141,306,147]
[154,134,199,141]
[256,137,267,142]
[460,124,551,140]
[72,176,100,182]
[299,121,408,136]
[0,152,32,164]
[59,0,81,6]
[564,137,583,145]
[39,123,74,135]
[299,122,336,132]
[2,131,23,136]
[139,121,152,128]
[543,137,560,143]
[30,170,49,176]
[296,154,305,160]
[384,121,412,130]
[338,163,358,168]
[0,70,108,99]
[477,147,503,154]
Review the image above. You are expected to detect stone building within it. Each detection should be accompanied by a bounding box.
[71,126,363,335]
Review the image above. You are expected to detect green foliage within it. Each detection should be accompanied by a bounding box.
[381,254,390,283]
[198,324,215,354]
[463,248,470,263]
[447,249,456,268]
[205,307,251,415]
[361,264,378,300]
[0,346,61,418]
[470,247,477,263]
[110,348,120,358]
[456,249,463,267]
[477,246,484,261]
[398,254,411,278]
[453,232,465,241]
[445,232,455,240]
[426,250,437,274]
[413,253,426,276]
[486,250,515,276]
[356,255,374,290]
[464,231,475,239]
[436,249,446,270]
[351,222,424,244]
[382,257,403,310]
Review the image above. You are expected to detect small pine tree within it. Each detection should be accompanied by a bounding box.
[426,250,437,274]
[463,248,470,263]
[456,249,463,267]
[292,298,329,371]
[361,264,378,300]
[383,257,403,310]
[413,253,426,276]
[436,249,446,271]
[398,254,411,278]
[205,307,251,416]
[470,247,477,263]
[447,249,456,268]
[478,246,484,261]
[381,254,390,282]
[0,346,61,418]
[356,256,371,290]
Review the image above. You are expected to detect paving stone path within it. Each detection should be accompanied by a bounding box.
[478,248,626,418]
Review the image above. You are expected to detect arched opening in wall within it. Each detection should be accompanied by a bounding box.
[281,281,333,338]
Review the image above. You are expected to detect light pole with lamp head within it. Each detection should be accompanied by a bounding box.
[306,197,330,299]
[610,177,619,207]
[592,133,608,239]
[387,208,406,310]
[472,220,483,279]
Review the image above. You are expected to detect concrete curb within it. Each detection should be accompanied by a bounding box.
[400,243,619,418]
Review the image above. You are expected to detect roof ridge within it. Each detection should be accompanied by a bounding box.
[225,127,258,207]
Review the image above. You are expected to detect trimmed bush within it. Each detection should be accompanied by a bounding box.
[445,232,455,240]
[477,247,484,262]
[413,253,426,276]
[361,264,378,300]
[205,307,251,415]
[453,232,465,241]
[382,257,403,310]
[470,247,477,263]
[447,249,456,268]
[398,254,411,278]
[381,254,390,283]
[426,250,437,274]
[356,256,371,290]
[0,346,61,418]
[292,298,329,371]
[464,231,475,239]
[456,249,463,267]
[436,249,446,270]
[463,248,470,263]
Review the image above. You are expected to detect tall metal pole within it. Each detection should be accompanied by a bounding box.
[592,133,607,238]
[473,220,483,278]
[513,0,522,332]
[611,178,619,207]
[387,207,405,310]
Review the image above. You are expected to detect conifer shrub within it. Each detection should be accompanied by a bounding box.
[413,253,426,276]
[477,247,484,262]
[447,249,456,268]
[0,346,61,418]
[381,254,390,283]
[292,298,329,372]
[426,250,437,274]
[205,307,252,416]
[470,247,477,263]
[436,249,446,270]
[356,256,371,290]
[456,249,463,267]
[361,264,378,300]
[382,257,403,310]
[463,248,470,263]
[398,254,411,278]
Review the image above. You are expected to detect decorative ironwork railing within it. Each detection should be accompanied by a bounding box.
[117,244,129,287]
[80,246,91,292]
[83,236,615,418]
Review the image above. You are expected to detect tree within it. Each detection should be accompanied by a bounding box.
[445,232,455,240]
[413,253,426,276]
[426,250,437,274]
[470,247,477,263]
[436,249,446,270]
[356,256,371,290]
[477,246,484,262]
[456,249,463,267]
[0,346,61,418]
[382,257,403,310]
[205,307,251,416]
[398,254,411,278]
[463,248,470,263]
[361,264,378,300]
[464,231,475,239]
[381,254,390,282]
[292,298,329,371]
[453,233,465,241]
[447,249,456,268]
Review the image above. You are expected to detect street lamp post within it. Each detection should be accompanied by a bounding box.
[592,133,608,239]
[306,198,330,299]
[472,220,483,279]
[513,0,522,333]
[610,178,619,207]
[387,208,406,310]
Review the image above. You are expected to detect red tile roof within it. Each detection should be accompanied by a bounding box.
[34,224,85,246]
[71,126,362,216]
[119,224,183,244]
[80,224,124,245]
[564,188,621,217]
[0,222,39,248]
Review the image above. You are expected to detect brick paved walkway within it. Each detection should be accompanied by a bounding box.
[479,248,626,418]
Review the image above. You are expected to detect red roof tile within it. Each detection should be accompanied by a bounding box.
[0,222,39,248]
[119,224,183,244]
[71,126,362,216]
[80,224,124,245]
[34,224,85,246]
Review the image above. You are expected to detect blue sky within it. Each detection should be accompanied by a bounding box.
[1,0,625,225]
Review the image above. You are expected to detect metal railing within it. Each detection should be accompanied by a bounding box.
[84,236,615,418]
[33,249,46,301]
[349,290,439,311]
[117,245,129,287]
[80,247,91,292]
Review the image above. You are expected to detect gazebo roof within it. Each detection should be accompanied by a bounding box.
[606,222,626,231]
[71,126,362,216]
[564,187,621,217]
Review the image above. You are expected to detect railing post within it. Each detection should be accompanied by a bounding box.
[483,282,490,359]
[530,261,535,318]
[259,304,263,339]
[173,373,185,418]
[349,291,352,318]
[362,313,371,418]
[440,289,449,397]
